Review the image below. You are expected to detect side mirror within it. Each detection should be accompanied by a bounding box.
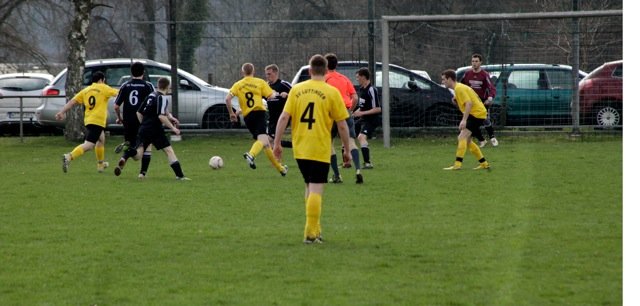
[408,80,418,90]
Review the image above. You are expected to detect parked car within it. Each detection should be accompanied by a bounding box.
[0,72,54,132]
[579,60,622,127]
[456,64,587,126]
[291,61,455,127]
[36,58,240,130]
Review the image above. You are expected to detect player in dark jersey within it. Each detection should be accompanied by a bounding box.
[113,62,155,178]
[354,67,381,169]
[114,77,189,180]
[461,54,498,147]
[264,64,292,148]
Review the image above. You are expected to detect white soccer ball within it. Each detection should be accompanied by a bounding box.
[209,156,223,169]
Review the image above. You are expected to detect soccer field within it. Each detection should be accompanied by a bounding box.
[0,134,621,305]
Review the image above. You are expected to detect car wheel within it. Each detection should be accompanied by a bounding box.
[428,104,459,126]
[593,103,622,127]
[203,106,234,129]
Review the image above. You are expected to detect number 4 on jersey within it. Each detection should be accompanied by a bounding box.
[301,102,316,129]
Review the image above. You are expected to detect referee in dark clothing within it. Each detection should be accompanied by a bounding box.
[265,64,292,148]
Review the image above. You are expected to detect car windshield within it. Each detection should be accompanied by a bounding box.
[0,77,50,91]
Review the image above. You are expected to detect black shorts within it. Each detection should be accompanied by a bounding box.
[84,124,105,144]
[135,127,171,151]
[355,118,379,138]
[330,115,356,139]
[267,101,285,137]
[296,159,330,184]
[466,115,486,140]
[244,110,267,140]
[123,120,141,144]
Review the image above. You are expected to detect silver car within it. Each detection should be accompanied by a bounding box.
[36,58,240,130]
[0,72,54,131]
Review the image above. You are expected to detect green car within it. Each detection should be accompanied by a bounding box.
[456,64,587,126]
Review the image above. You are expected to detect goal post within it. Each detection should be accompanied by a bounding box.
[380,9,622,148]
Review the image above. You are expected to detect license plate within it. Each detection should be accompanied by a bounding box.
[8,112,35,119]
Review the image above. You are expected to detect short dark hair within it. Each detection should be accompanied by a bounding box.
[91,71,105,83]
[356,67,370,80]
[324,53,338,70]
[131,62,145,77]
[157,77,170,90]
[441,69,456,81]
[309,54,328,76]
[472,53,483,62]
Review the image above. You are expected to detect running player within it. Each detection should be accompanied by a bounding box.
[225,62,287,176]
[273,54,351,244]
[113,77,189,180]
[56,71,118,173]
[113,62,156,178]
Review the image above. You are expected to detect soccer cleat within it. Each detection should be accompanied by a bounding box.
[490,137,499,147]
[473,162,491,170]
[138,173,146,180]
[97,161,109,173]
[329,174,343,184]
[114,158,126,176]
[243,152,256,169]
[280,165,288,177]
[62,154,70,173]
[443,165,462,170]
[176,176,192,181]
[114,141,129,154]
[356,173,363,184]
[303,237,323,244]
[363,162,374,169]
[479,140,488,148]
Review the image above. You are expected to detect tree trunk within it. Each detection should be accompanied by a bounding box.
[64,0,92,141]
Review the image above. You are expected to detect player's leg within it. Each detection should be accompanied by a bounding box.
[95,130,109,172]
[329,123,342,183]
[444,129,470,170]
[300,159,328,244]
[259,134,287,176]
[468,118,490,170]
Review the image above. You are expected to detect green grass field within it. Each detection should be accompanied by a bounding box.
[0,134,621,305]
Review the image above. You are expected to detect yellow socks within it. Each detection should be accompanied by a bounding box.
[95,145,105,163]
[468,141,484,161]
[249,141,264,158]
[263,147,284,172]
[305,193,322,239]
[70,145,85,160]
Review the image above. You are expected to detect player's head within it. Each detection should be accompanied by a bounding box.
[471,53,483,70]
[356,67,370,86]
[309,54,328,77]
[441,69,457,89]
[324,53,338,70]
[265,64,279,83]
[91,71,105,83]
[242,63,254,76]
[157,77,170,91]
[131,62,145,78]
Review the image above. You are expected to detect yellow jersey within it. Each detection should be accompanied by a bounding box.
[72,83,119,127]
[453,82,487,119]
[229,76,273,116]
[284,79,349,163]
